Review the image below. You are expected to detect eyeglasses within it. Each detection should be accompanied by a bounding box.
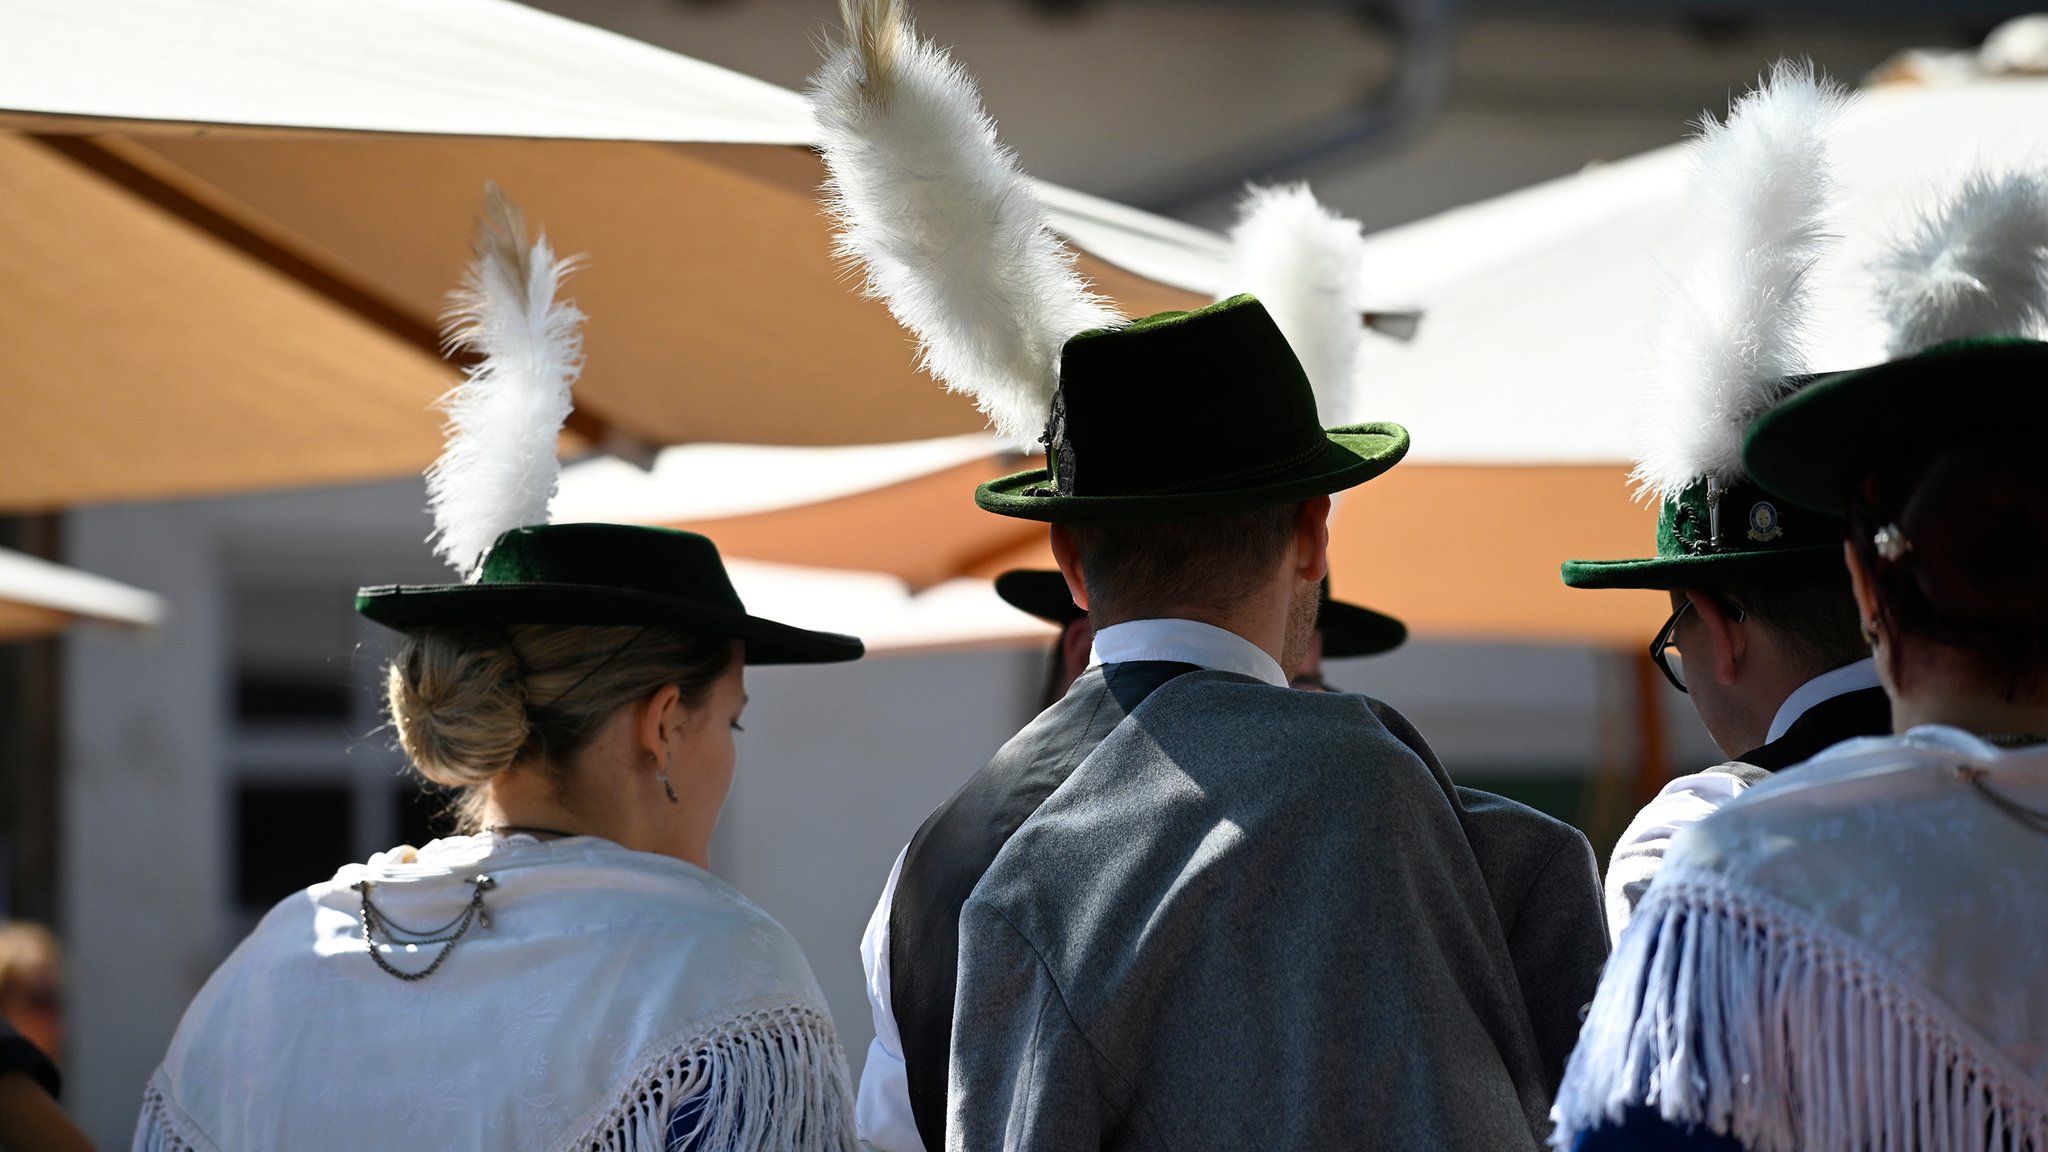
[1649,601,1694,693]
[1649,597,1743,694]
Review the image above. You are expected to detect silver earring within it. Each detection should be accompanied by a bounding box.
[657,771,678,804]
[1874,523,1913,562]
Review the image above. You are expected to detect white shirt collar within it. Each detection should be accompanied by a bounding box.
[1087,618,1290,688]
[1765,657,1882,745]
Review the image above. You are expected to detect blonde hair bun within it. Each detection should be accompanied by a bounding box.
[385,628,530,789]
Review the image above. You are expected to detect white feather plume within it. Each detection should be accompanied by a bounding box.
[1632,61,1847,500]
[426,185,586,579]
[1874,169,2048,356]
[809,0,1122,447]
[1223,184,1371,425]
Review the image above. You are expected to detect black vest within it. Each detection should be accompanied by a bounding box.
[889,661,1196,1151]
[1733,685,1893,773]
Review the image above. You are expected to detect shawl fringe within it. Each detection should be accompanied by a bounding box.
[567,1002,854,1152]
[133,1003,852,1152]
[1554,873,2048,1152]
[133,1077,200,1152]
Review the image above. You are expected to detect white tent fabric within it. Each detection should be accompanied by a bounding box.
[726,560,1052,653]
[0,547,163,629]
[552,434,1004,525]
[1352,78,2048,464]
[0,0,813,143]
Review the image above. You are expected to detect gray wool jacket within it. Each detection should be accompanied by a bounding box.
[947,670,1603,1152]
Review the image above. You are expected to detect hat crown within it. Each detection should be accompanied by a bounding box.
[1047,296,1329,500]
[477,523,746,614]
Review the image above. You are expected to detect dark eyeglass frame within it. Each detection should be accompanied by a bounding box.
[1649,596,1745,694]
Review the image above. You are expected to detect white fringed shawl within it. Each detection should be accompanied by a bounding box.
[1553,727,2048,1151]
[133,835,854,1152]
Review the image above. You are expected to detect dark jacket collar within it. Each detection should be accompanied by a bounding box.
[1737,685,1893,772]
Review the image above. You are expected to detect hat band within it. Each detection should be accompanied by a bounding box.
[1065,435,1330,501]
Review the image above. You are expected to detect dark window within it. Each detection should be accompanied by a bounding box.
[236,783,352,909]
[231,583,356,722]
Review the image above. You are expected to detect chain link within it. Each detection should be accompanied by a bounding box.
[1956,766,2048,837]
[352,874,496,982]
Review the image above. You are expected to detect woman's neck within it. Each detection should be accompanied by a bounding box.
[479,768,711,868]
[481,766,595,840]
[1891,690,2048,741]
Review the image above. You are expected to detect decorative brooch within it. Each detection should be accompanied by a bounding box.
[351,874,495,982]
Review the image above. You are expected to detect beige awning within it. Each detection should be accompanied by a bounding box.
[0,0,1215,511]
[653,454,1668,647]
[0,546,164,642]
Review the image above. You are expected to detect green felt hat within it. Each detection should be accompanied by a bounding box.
[975,296,1409,526]
[992,569,1406,657]
[1561,473,1848,591]
[1744,337,2048,515]
[356,523,864,665]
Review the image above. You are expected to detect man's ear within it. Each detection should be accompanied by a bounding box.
[1294,496,1333,585]
[1689,590,1747,687]
[636,683,684,770]
[1050,525,1089,611]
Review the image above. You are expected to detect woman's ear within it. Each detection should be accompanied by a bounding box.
[635,683,685,770]
[1844,539,1879,628]
[1689,591,1747,687]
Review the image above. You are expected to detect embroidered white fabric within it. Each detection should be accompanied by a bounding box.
[1603,768,1752,944]
[1555,726,2048,1151]
[133,834,855,1152]
[854,849,924,1151]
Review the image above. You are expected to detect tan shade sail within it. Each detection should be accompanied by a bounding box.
[0,0,1213,512]
[0,134,456,508]
[669,457,1669,647]
[0,130,1203,512]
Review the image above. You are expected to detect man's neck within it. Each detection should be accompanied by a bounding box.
[1089,618,1289,688]
[1092,602,1288,671]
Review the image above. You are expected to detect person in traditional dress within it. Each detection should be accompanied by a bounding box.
[1559,65,1889,944]
[994,568,1405,703]
[1553,168,2048,1150]
[133,192,862,1152]
[811,7,1605,1149]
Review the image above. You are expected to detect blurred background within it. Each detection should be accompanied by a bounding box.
[1,0,2042,1143]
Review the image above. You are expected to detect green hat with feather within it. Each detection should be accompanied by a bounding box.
[353,188,861,665]
[812,2,1405,528]
[1745,171,2048,513]
[1562,64,1854,593]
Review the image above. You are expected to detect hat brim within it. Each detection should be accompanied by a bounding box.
[993,570,1084,626]
[1743,338,2048,515]
[1319,599,1406,658]
[975,424,1409,526]
[1560,544,1847,591]
[354,583,863,665]
[997,567,1406,657]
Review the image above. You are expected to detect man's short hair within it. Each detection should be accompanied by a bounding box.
[1069,503,1301,623]
[1712,570,1867,680]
